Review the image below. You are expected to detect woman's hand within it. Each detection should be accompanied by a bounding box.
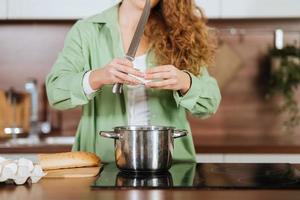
[145,65,191,95]
[89,58,144,90]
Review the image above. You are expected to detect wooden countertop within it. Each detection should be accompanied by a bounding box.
[194,134,300,154]
[0,144,71,153]
[1,176,300,200]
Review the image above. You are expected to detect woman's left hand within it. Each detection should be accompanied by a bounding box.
[145,65,191,95]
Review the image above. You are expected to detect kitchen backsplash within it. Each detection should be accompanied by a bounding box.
[1,18,300,136]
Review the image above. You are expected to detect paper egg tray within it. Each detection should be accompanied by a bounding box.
[0,157,46,185]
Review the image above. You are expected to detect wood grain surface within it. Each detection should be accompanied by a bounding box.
[44,166,102,178]
[1,19,300,147]
[1,175,300,200]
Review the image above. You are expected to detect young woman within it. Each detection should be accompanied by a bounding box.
[46,0,221,163]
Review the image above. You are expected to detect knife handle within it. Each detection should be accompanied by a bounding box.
[112,56,135,94]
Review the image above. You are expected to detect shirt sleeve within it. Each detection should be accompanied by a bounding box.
[45,21,99,110]
[173,67,221,118]
[83,70,97,98]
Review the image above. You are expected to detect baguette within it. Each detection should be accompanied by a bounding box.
[38,152,101,170]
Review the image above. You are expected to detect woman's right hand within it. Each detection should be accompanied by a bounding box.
[89,58,144,90]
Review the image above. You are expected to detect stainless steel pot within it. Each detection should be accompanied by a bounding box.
[100,126,187,172]
[116,171,173,187]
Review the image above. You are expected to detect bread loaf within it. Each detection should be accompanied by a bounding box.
[38,152,101,170]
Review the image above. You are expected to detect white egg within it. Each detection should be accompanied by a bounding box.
[18,158,34,172]
[128,74,152,84]
[0,157,8,175]
[3,162,18,179]
[17,165,31,178]
[14,177,28,185]
[0,158,46,185]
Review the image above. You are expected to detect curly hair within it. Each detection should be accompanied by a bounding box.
[144,0,217,76]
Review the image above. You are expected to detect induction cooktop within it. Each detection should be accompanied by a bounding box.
[91,163,300,189]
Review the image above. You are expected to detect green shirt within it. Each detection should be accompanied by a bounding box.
[46,4,221,163]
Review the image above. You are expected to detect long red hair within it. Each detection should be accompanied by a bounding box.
[145,0,217,76]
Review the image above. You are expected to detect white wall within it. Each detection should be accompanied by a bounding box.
[221,0,300,18]
[195,0,221,18]
[0,0,7,19]
[7,0,118,20]
[3,0,300,20]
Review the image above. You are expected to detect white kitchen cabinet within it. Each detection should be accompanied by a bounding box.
[195,0,221,19]
[221,0,300,18]
[7,0,118,20]
[0,0,7,19]
[5,0,300,20]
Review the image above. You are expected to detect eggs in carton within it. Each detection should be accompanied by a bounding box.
[0,156,46,185]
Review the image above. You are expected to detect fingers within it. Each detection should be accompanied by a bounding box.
[146,79,177,88]
[145,71,174,80]
[111,58,144,77]
[115,58,133,67]
[116,64,145,77]
[112,77,124,84]
[144,65,178,89]
[146,65,173,74]
[113,70,142,85]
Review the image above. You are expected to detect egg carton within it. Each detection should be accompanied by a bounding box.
[0,157,46,185]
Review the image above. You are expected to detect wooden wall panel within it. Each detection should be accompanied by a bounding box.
[0,22,80,134]
[191,19,300,139]
[1,19,300,139]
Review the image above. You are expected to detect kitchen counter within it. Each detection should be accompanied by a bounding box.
[0,143,71,153]
[1,164,300,200]
[2,134,300,154]
[0,136,72,153]
[194,134,300,154]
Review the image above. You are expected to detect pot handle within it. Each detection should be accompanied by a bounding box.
[173,129,188,138]
[100,131,120,139]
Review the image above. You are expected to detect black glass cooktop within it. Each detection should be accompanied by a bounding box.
[91,163,300,189]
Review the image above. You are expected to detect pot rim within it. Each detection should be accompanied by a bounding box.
[114,125,176,131]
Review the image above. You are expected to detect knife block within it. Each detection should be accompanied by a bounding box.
[0,90,31,138]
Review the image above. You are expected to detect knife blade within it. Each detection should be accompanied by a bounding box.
[112,0,151,94]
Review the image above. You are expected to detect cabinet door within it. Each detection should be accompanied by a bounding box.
[195,0,221,18]
[221,0,300,18]
[0,0,7,19]
[8,0,117,20]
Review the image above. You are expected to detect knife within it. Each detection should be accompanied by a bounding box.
[112,0,151,94]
